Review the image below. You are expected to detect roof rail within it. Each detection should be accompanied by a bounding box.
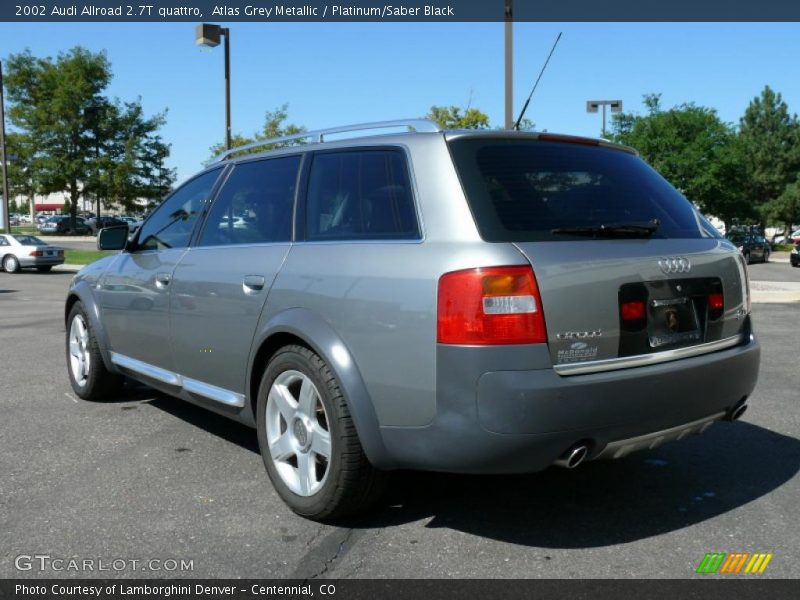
[210,118,441,163]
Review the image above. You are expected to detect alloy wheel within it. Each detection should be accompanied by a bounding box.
[265,370,332,497]
[68,314,91,387]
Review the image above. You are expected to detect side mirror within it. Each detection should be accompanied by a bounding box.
[97,225,129,251]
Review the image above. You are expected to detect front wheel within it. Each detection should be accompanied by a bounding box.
[66,302,123,400]
[256,345,386,520]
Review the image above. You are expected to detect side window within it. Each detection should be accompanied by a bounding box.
[0,237,8,246]
[198,156,300,247]
[305,149,419,241]
[137,169,221,251]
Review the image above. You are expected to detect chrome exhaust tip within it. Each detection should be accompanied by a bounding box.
[554,444,589,469]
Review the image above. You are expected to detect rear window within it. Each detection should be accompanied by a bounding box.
[448,139,706,242]
[305,149,419,241]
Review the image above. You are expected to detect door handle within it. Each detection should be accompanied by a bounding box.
[242,275,266,294]
[155,272,171,289]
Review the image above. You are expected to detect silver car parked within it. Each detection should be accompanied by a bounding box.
[64,120,760,519]
[1,234,64,273]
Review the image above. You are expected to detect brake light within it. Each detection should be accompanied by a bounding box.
[29,250,44,257]
[620,300,646,321]
[437,266,547,345]
[538,133,600,146]
[708,293,724,311]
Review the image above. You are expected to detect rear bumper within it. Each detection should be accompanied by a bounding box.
[18,256,64,267]
[378,331,760,473]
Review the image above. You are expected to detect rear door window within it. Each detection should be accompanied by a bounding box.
[448,138,705,242]
[304,149,419,241]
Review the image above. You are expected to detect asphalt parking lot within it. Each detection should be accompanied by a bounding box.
[0,265,798,579]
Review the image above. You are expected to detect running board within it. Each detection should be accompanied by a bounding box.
[109,352,246,408]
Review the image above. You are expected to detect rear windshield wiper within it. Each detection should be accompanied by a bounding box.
[552,220,660,238]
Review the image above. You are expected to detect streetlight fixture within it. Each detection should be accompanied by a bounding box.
[586,99,623,138]
[196,23,232,151]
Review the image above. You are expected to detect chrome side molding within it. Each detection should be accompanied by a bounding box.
[553,334,745,376]
[109,352,246,408]
[110,352,180,385]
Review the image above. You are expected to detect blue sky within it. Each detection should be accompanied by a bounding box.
[1,22,799,181]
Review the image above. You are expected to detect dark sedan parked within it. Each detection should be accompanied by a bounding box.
[87,216,127,235]
[39,216,91,236]
[726,232,771,264]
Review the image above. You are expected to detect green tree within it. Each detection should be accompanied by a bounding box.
[611,94,752,231]
[9,198,18,214]
[766,174,800,233]
[427,105,490,129]
[5,47,174,224]
[209,104,306,160]
[90,99,175,213]
[738,86,800,233]
[4,131,38,220]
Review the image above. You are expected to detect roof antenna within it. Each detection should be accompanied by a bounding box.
[513,32,563,131]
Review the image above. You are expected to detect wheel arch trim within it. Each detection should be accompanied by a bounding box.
[248,308,392,468]
[65,282,117,374]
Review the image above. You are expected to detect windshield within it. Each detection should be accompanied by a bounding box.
[448,138,707,242]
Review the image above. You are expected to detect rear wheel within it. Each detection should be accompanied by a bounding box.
[256,344,386,520]
[3,255,20,273]
[37,266,53,273]
[66,302,123,400]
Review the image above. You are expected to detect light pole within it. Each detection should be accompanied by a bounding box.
[586,99,623,138]
[196,23,232,151]
[504,0,513,129]
[0,60,11,233]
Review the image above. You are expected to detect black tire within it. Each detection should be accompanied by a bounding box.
[66,302,123,400]
[3,254,20,273]
[37,266,53,273]
[256,344,386,520]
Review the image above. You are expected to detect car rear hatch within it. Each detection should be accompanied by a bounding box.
[447,133,751,373]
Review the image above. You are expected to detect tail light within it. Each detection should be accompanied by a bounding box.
[620,300,646,322]
[707,291,724,321]
[437,266,547,345]
[29,250,44,257]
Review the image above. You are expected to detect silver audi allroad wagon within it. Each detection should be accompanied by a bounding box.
[64,120,760,519]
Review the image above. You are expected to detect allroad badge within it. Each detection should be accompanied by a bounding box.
[658,256,692,274]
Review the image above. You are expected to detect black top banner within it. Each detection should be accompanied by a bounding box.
[3,0,800,22]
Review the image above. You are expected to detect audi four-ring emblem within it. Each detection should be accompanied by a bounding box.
[658,256,692,274]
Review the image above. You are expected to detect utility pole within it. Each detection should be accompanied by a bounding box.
[0,60,11,233]
[504,0,513,129]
